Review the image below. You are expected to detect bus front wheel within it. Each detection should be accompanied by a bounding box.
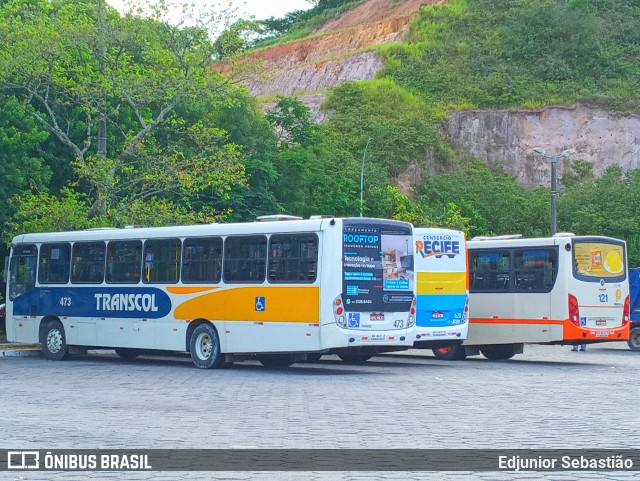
[480,345,516,360]
[628,327,640,352]
[433,345,466,361]
[190,323,225,369]
[40,320,69,361]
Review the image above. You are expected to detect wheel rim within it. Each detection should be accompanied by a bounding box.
[46,329,63,353]
[195,332,213,360]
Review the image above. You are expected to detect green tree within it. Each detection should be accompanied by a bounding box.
[0,0,246,225]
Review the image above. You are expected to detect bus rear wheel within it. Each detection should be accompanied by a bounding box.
[40,320,69,361]
[258,354,296,368]
[628,327,640,352]
[338,353,372,364]
[114,348,142,360]
[433,345,466,361]
[190,323,225,369]
[480,345,516,360]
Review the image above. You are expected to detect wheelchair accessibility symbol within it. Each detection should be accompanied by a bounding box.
[255,296,265,312]
[348,313,360,328]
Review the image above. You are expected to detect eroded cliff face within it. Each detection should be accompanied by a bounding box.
[218,0,436,113]
[222,0,640,190]
[447,106,640,186]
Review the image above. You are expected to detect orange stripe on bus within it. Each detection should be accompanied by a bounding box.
[579,305,623,309]
[166,286,218,294]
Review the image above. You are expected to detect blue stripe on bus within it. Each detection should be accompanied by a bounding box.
[416,294,468,327]
[12,287,172,319]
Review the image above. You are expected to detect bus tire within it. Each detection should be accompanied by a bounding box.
[114,348,142,360]
[480,345,516,360]
[433,345,467,361]
[338,353,372,363]
[40,320,69,361]
[190,323,225,369]
[628,327,640,352]
[258,354,296,368]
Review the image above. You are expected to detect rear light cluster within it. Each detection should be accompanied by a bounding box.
[334,296,346,328]
[463,296,469,322]
[623,295,630,324]
[408,297,416,327]
[568,294,580,326]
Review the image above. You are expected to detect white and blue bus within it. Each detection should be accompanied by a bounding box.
[5,216,416,368]
[412,228,469,359]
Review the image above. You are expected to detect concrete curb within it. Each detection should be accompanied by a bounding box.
[0,346,42,357]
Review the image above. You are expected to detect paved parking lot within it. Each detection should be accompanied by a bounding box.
[1,342,638,480]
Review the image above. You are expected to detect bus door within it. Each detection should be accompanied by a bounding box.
[7,244,38,343]
[571,239,628,331]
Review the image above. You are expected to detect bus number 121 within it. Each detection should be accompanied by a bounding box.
[598,293,608,303]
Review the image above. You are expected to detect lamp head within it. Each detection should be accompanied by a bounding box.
[561,148,575,157]
[532,147,546,156]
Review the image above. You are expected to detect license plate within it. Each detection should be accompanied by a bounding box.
[596,331,609,337]
[370,313,385,321]
[596,320,607,326]
[432,311,444,319]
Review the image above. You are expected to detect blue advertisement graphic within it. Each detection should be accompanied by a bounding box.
[12,287,172,319]
[342,220,413,312]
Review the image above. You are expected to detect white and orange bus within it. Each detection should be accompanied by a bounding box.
[412,228,469,359]
[4,216,416,368]
[446,234,630,360]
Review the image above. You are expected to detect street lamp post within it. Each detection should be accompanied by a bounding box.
[532,147,575,236]
[360,137,373,217]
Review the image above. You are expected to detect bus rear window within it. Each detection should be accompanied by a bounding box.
[573,241,626,280]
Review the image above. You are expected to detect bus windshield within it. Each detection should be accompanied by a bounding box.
[573,239,626,281]
[342,219,413,312]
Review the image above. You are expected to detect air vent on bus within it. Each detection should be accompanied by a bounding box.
[470,234,522,241]
[553,232,576,237]
[255,214,303,222]
[309,215,335,219]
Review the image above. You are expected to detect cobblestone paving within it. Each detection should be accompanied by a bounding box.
[0,342,638,480]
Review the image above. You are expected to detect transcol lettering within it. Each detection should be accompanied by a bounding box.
[94,293,159,312]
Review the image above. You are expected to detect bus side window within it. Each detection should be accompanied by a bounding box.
[223,235,267,284]
[71,241,106,284]
[39,243,71,284]
[268,234,318,283]
[106,240,142,283]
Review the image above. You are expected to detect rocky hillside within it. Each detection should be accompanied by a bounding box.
[219,0,437,119]
[223,0,640,187]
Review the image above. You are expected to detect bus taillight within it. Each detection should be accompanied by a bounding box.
[623,295,630,324]
[568,294,580,326]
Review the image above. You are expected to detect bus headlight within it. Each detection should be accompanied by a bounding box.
[337,316,346,327]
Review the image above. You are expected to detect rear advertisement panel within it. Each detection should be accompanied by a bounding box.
[342,220,413,312]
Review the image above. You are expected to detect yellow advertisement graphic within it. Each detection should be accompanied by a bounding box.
[574,242,625,277]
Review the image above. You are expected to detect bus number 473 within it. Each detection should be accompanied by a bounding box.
[60,297,72,306]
